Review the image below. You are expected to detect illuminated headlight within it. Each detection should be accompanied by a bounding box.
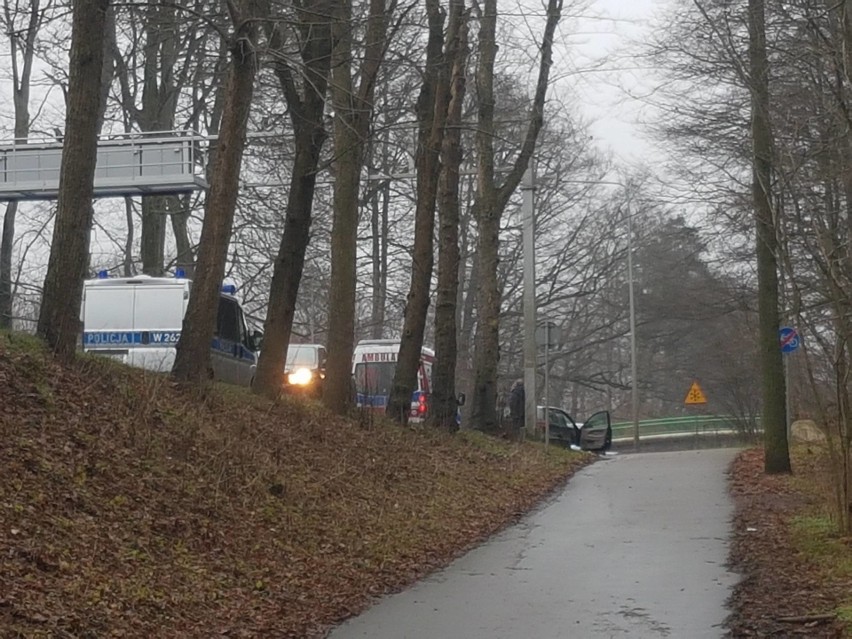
[287,367,313,386]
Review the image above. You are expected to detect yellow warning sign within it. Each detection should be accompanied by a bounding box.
[684,381,707,405]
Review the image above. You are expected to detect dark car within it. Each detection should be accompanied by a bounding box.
[283,343,327,397]
[539,406,612,453]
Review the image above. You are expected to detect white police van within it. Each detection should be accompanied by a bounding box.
[80,272,259,386]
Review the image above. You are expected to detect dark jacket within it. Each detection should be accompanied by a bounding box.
[508,382,525,419]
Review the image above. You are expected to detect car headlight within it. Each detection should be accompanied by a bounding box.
[287,367,313,386]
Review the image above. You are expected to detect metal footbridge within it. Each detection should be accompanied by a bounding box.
[0,130,208,201]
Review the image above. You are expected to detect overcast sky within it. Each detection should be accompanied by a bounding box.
[567,0,666,162]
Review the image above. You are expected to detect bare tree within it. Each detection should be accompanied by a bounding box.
[428,0,469,431]
[468,0,562,431]
[749,0,789,473]
[172,0,263,382]
[0,0,50,328]
[386,0,450,423]
[109,0,224,276]
[322,0,396,414]
[36,0,111,358]
[253,0,334,398]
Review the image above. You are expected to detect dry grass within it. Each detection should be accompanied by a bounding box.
[0,332,593,638]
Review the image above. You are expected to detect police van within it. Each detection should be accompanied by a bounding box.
[80,272,259,386]
[352,339,434,422]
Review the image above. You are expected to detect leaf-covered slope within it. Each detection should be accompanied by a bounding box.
[0,334,592,638]
[727,447,849,638]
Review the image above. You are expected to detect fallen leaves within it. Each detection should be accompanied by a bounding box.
[0,335,593,637]
[726,447,848,638]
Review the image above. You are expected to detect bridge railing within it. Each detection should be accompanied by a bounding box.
[611,415,756,442]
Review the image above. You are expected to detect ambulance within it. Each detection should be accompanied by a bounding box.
[352,339,434,421]
[80,272,259,386]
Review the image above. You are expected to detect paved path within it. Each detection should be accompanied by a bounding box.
[327,448,740,639]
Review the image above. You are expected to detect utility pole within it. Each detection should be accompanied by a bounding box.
[522,167,537,440]
[544,321,550,448]
[627,199,639,451]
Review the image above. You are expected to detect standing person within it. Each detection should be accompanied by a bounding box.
[508,379,525,441]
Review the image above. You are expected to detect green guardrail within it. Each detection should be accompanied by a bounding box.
[611,415,750,439]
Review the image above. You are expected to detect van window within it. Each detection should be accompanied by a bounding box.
[216,298,241,342]
[354,362,396,395]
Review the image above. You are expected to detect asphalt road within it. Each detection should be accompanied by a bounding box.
[327,448,740,639]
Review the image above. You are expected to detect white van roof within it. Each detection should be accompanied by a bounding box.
[85,275,191,287]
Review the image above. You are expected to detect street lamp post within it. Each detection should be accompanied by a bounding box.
[626,199,639,450]
[522,167,537,440]
[521,175,639,449]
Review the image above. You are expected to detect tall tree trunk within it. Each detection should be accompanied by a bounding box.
[253,0,333,398]
[123,196,134,276]
[1,0,43,328]
[170,194,194,277]
[324,0,361,414]
[37,0,110,359]
[172,4,259,382]
[140,0,180,275]
[369,175,389,339]
[322,0,391,414]
[387,0,448,423]
[0,201,17,328]
[749,0,790,473]
[140,195,167,275]
[840,2,852,273]
[428,1,469,431]
[469,0,562,430]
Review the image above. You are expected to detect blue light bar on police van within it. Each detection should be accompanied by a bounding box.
[97,270,109,279]
[175,268,186,278]
[221,284,237,295]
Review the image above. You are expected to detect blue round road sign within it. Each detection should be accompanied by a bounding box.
[779,326,800,353]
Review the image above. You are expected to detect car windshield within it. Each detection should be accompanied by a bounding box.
[286,345,318,370]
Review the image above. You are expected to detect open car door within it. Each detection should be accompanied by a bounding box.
[577,411,612,453]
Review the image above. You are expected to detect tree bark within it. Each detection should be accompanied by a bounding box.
[839,2,852,285]
[387,0,448,423]
[36,0,110,359]
[0,201,17,328]
[140,195,167,275]
[172,2,259,382]
[253,0,333,398]
[428,1,469,431]
[123,196,134,276]
[322,0,391,414]
[170,194,194,277]
[749,0,790,473]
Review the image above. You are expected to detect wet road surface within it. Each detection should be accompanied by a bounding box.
[327,448,739,639]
